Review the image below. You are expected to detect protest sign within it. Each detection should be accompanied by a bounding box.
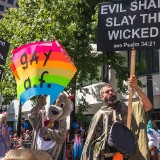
[11,40,77,105]
[0,38,10,65]
[0,66,4,80]
[98,0,160,51]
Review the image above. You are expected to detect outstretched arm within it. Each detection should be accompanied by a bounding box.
[28,96,46,129]
[128,75,153,112]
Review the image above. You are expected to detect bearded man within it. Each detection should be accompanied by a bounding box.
[80,75,153,160]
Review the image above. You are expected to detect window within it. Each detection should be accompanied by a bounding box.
[0,5,4,12]
[7,0,14,5]
[0,15,3,19]
[137,50,147,75]
[128,49,159,76]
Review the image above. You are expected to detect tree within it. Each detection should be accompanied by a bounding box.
[0,0,129,114]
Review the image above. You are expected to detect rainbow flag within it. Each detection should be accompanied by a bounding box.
[11,40,77,105]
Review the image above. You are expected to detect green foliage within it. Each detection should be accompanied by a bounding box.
[0,0,129,113]
[76,95,91,122]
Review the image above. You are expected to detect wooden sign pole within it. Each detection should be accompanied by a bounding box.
[42,95,50,127]
[127,49,136,129]
[42,107,44,127]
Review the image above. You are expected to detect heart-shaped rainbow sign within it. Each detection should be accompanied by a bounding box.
[11,40,77,105]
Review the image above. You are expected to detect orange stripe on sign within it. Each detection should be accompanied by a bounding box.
[13,61,77,79]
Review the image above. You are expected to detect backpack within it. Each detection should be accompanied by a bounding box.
[107,122,137,156]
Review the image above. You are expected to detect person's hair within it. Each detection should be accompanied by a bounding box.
[100,83,114,96]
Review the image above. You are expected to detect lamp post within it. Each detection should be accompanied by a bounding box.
[69,94,76,141]
[17,102,22,137]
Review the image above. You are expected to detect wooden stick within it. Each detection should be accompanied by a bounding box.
[127,49,136,129]
[42,107,44,127]
[42,95,50,127]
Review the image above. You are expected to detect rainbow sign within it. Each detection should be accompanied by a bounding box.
[11,40,77,105]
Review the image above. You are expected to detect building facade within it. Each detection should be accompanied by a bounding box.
[7,99,33,130]
[0,0,18,19]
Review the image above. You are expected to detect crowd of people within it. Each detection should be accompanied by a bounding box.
[1,75,160,160]
[10,129,32,149]
[9,126,86,160]
[2,123,160,160]
[2,118,160,160]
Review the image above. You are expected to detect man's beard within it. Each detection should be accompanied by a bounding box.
[107,95,117,106]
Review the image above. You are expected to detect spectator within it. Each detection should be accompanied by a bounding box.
[147,120,160,160]
[74,129,85,160]
[0,112,11,159]
[10,134,14,149]
[24,130,32,141]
